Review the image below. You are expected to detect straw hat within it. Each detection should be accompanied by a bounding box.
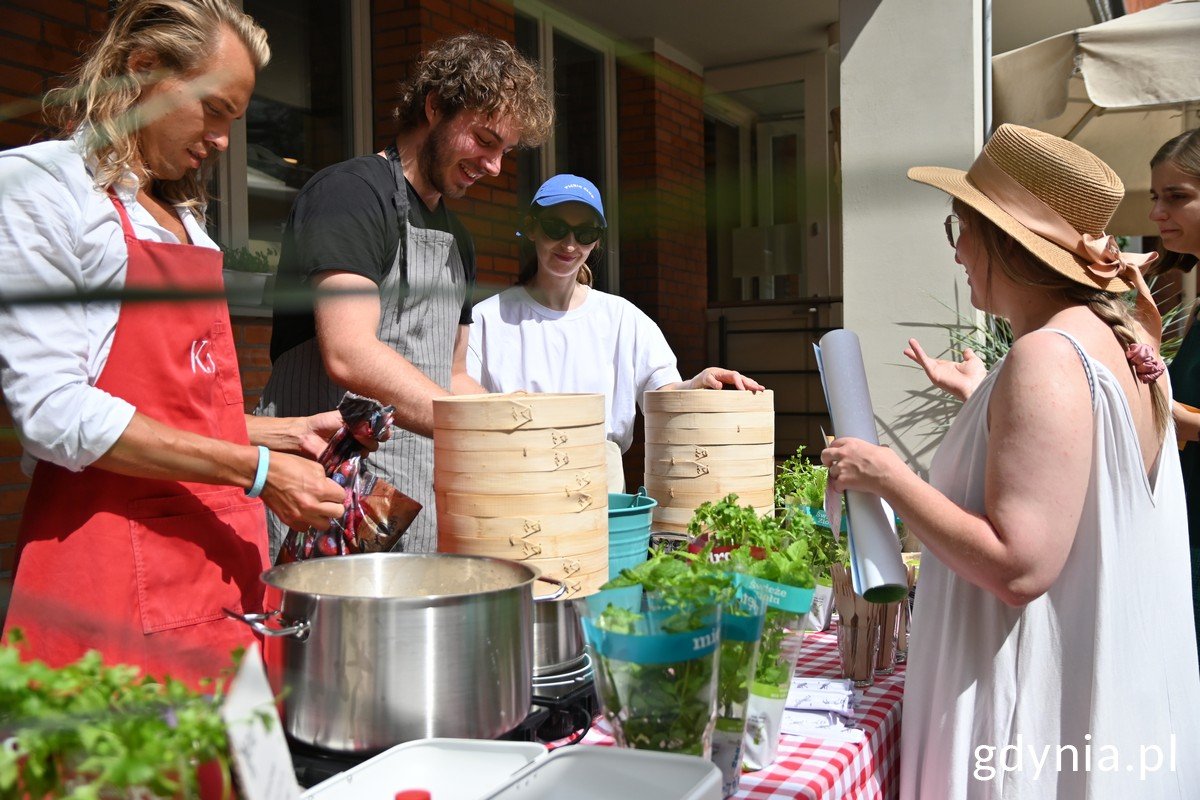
[908,123,1132,293]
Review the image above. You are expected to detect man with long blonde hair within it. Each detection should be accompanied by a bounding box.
[0,0,348,689]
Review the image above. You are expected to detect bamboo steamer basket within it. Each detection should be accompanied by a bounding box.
[644,474,774,499]
[433,393,610,597]
[643,390,775,414]
[653,487,774,511]
[435,465,606,495]
[433,442,606,473]
[523,546,608,598]
[437,488,608,518]
[650,411,775,430]
[439,509,609,559]
[438,508,608,540]
[652,501,772,532]
[644,426,774,445]
[645,456,774,479]
[644,389,775,534]
[433,393,605,431]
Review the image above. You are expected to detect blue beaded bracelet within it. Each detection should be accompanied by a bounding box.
[246,445,270,498]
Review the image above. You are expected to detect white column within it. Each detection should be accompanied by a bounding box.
[838,0,985,471]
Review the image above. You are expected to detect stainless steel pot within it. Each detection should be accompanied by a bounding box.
[227,553,563,753]
[532,598,585,676]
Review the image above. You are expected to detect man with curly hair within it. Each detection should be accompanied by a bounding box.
[258,33,554,555]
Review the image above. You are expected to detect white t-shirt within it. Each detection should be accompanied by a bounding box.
[467,285,682,453]
[0,136,215,474]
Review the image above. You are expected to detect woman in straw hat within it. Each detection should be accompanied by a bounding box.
[822,124,1200,798]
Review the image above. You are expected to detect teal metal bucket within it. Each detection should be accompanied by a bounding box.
[608,487,658,578]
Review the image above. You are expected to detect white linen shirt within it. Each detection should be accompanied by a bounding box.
[0,136,217,475]
[467,285,682,453]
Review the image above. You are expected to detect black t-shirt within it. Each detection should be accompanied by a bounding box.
[269,153,477,362]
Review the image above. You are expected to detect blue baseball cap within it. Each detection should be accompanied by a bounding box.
[531,174,606,227]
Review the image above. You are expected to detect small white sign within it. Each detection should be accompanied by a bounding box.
[220,643,302,800]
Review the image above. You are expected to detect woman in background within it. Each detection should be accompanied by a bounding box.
[468,174,762,490]
[1149,128,1200,648]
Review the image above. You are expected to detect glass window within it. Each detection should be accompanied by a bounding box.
[211,1,354,272]
[552,32,607,291]
[514,11,542,213]
[552,33,604,186]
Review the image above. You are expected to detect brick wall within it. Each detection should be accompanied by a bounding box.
[0,0,108,147]
[617,51,708,376]
[232,317,274,410]
[616,50,708,490]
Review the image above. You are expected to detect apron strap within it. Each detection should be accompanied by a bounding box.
[107,192,139,243]
[384,143,410,287]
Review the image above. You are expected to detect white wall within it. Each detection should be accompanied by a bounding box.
[838,0,984,470]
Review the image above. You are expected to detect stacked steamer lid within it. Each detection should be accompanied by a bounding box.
[643,389,775,534]
[433,393,609,597]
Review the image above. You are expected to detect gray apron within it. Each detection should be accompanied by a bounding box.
[257,149,466,557]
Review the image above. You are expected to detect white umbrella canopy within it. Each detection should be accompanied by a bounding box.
[992,0,1200,235]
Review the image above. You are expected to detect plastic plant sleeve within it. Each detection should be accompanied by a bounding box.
[737,575,814,772]
[710,585,768,798]
[576,587,722,758]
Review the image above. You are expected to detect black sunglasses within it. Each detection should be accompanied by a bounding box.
[944,214,961,248]
[536,216,604,245]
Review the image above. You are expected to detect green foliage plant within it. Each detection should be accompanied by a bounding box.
[593,552,730,755]
[0,631,234,800]
[773,449,850,583]
[687,495,816,700]
[220,245,277,274]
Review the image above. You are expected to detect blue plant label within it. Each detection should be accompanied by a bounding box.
[581,617,720,664]
[734,573,815,615]
[804,505,847,533]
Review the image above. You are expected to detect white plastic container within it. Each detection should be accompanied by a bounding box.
[301,739,546,800]
[484,747,722,800]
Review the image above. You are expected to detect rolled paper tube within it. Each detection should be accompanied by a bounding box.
[815,329,909,602]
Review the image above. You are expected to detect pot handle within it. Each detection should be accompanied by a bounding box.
[223,608,311,640]
[532,575,568,602]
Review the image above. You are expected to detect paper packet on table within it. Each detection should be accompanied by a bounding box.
[785,677,856,715]
[276,393,421,563]
[779,710,864,744]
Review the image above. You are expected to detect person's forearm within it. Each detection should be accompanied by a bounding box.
[245,414,308,453]
[875,467,1037,605]
[94,412,258,491]
[1173,401,1200,444]
[323,336,447,437]
[452,371,487,395]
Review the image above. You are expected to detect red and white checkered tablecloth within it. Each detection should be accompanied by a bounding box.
[579,624,904,800]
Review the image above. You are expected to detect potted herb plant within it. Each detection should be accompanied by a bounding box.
[775,447,848,632]
[686,496,816,775]
[580,554,727,758]
[220,245,277,307]
[0,632,235,799]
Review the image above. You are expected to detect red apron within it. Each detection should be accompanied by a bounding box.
[4,194,269,692]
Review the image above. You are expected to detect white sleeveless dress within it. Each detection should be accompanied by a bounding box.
[900,330,1200,799]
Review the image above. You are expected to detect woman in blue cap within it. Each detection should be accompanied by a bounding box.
[467,174,762,490]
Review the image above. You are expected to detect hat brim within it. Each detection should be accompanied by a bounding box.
[907,166,1128,293]
[531,193,607,227]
